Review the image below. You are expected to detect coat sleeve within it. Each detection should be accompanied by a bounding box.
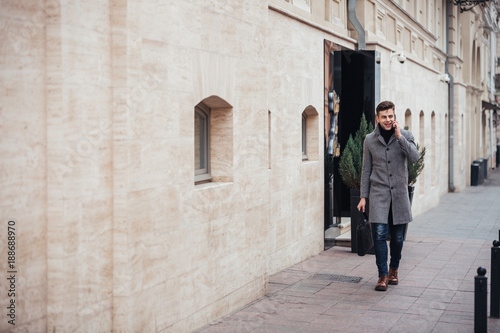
[360,137,372,198]
[397,131,419,164]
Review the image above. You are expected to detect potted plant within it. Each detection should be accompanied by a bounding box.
[338,114,373,253]
[338,113,373,191]
[407,143,426,204]
[397,142,426,240]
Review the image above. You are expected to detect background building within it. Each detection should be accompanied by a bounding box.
[0,0,497,332]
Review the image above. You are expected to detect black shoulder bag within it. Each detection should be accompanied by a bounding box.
[357,212,374,256]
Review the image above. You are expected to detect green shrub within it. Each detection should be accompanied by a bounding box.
[339,114,373,189]
[408,144,426,186]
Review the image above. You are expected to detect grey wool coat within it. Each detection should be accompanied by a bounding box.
[360,125,419,225]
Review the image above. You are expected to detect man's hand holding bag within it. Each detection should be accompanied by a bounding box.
[356,212,373,256]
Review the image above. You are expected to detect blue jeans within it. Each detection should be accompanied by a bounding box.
[372,208,406,277]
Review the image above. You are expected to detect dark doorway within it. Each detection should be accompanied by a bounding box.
[331,50,378,217]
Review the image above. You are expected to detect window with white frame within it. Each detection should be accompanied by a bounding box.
[195,103,211,183]
[302,113,308,160]
[194,96,234,184]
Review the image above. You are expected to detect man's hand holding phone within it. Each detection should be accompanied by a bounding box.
[392,118,402,139]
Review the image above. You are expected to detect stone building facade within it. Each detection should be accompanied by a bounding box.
[0,0,497,332]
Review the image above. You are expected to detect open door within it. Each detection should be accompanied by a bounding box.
[331,50,379,218]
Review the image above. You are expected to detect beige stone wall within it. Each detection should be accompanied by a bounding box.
[48,0,114,331]
[1,0,497,332]
[0,0,340,331]
[266,8,325,275]
[110,1,277,331]
[1,1,50,331]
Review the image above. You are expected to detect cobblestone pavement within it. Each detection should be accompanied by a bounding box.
[196,168,500,332]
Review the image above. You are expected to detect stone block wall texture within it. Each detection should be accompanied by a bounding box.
[0,0,330,331]
[1,0,495,331]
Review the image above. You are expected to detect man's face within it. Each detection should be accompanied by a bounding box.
[376,108,395,131]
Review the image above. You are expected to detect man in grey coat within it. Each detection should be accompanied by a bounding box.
[357,101,419,291]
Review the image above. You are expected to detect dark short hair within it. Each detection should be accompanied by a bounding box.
[376,101,395,115]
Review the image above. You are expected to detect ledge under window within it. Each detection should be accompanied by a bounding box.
[195,181,233,191]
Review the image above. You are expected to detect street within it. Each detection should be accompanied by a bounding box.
[197,167,500,332]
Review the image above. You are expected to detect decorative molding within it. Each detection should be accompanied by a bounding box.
[365,41,441,75]
[292,0,311,13]
[396,23,404,47]
[268,3,357,45]
[453,0,489,13]
[376,8,386,18]
[330,0,346,28]
[376,8,386,38]
[466,84,483,95]
[387,0,437,41]
[411,35,417,55]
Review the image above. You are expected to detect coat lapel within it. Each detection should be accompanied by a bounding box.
[375,125,397,146]
[387,135,397,146]
[375,126,386,146]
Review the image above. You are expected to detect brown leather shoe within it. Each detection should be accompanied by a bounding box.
[388,268,399,285]
[375,276,388,291]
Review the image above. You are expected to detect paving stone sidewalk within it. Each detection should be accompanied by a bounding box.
[197,168,500,332]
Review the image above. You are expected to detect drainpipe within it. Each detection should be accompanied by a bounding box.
[446,0,456,192]
[348,0,365,50]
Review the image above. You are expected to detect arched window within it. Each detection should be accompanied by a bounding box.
[268,110,272,169]
[419,111,425,145]
[302,106,319,161]
[194,96,233,184]
[404,109,412,130]
[195,103,210,182]
[462,113,465,171]
[302,113,307,160]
